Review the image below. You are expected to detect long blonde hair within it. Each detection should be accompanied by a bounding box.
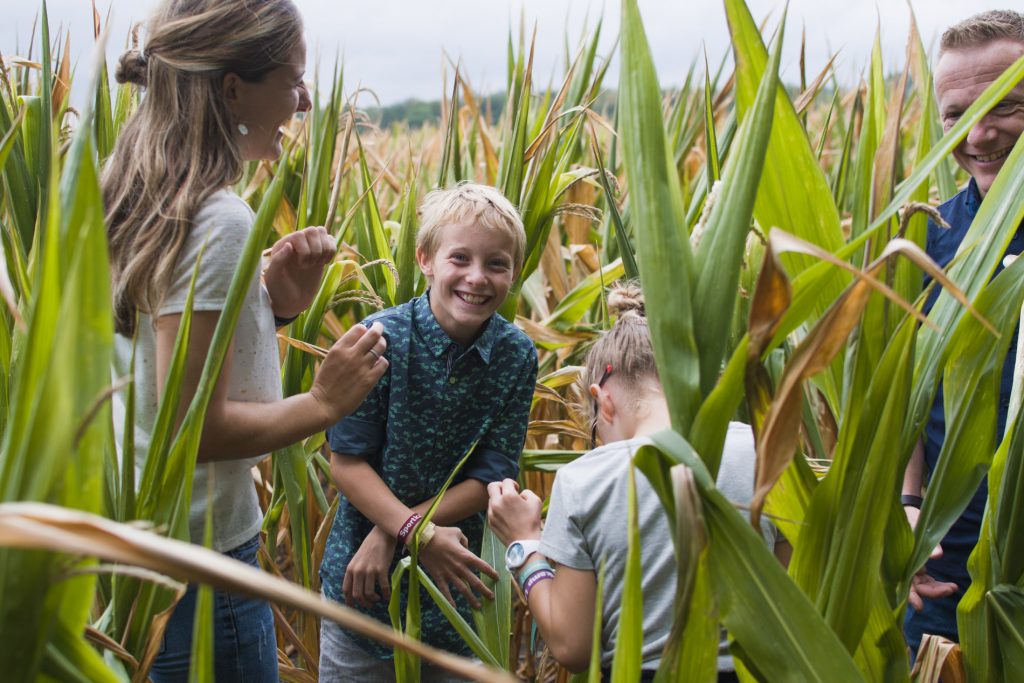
[103,0,303,335]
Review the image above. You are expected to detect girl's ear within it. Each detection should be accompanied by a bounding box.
[589,383,616,423]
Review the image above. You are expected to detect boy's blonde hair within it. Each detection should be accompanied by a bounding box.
[417,183,526,273]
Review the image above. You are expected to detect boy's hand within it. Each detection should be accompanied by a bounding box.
[310,322,388,424]
[418,526,498,609]
[265,226,336,319]
[486,479,542,547]
[344,526,398,609]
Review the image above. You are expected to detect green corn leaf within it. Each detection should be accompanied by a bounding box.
[911,117,1024,435]
[404,559,501,667]
[652,467,716,683]
[789,315,916,661]
[394,170,420,305]
[848,30,884,241]
[471,525,511,669]
[909,255,1024,592]
[588,127,639,279]
[41,619,121,683]
[639,429,864,681]
[702,53,720,185]
[619,0,701,434]
[777,53,1024,355]
[724,0,844,260]
[188,485,216,683]
[541,258,624,331]
[584,558,607,682]
[0,43,113,675]
[959,413,1013,681]
[355,135,397,307]
[609,459,642,682]
[692,14,782,398]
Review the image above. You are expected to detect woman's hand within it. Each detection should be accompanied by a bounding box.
[486,478,542,547]
[264,226,336,319]
[417,526,498,609]
[310,322,388,424]
[344,526,398,609]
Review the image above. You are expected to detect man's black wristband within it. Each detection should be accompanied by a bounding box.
[900,494,923,509]
[274,314,299,328]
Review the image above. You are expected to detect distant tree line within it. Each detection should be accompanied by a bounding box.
[363,89,618,130]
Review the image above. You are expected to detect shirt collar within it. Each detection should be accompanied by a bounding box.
[966,176,1024,238]
[412,292,498,364]
[965,177,981,216]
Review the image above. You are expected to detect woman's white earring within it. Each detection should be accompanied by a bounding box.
[237,123,249,136]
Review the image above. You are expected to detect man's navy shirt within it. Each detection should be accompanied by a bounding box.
[319,292,538,659]
[907,178,1024,648]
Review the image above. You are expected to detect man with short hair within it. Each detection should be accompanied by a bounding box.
[902,8,1024,656]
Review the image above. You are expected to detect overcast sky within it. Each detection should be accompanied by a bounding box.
[1,1,1014,105]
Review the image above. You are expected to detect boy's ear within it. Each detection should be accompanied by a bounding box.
[416,247,433,278]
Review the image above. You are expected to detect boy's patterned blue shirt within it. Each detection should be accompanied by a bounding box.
[320,292,538,659]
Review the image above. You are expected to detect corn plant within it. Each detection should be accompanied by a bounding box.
[3,0,1024,680]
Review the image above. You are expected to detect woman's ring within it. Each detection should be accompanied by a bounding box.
[369,348,380,361]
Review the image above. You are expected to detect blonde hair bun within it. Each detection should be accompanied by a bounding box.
[115,49,148,87]
[607,280,645,319]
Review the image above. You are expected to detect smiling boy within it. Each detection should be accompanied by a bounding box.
[318,183,538,682]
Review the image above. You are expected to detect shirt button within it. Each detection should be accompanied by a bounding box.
[448,377,457,385]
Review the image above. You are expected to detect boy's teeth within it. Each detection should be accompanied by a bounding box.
[459,293,487,305]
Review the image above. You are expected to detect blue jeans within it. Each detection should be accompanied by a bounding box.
[150,534,278,683]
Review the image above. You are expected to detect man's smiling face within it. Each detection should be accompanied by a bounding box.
[936,38,1024,197]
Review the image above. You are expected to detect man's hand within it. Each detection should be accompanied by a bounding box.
[418,526,497,609]
[264,226,336,319]
[909,569,959,612]
[343,526,398,609]
[486,478,542,547]
[908,541,958,612]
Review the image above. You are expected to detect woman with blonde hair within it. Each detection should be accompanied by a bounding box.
[104,1,387,680]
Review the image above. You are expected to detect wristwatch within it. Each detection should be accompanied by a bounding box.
[505,539,542,572]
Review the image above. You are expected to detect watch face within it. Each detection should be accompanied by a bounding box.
[506,542,526,567]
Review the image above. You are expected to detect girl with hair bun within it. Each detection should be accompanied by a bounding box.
[104,1,389,680]
[488,281,788,681]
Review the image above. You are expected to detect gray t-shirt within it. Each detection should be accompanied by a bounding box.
[539,422,775,672]
[113,189,281,552]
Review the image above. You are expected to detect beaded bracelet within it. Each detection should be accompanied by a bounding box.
[523,568,555,600]
[397,512,422,545]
